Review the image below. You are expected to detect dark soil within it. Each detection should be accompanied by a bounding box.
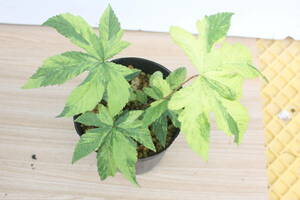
[80,65,177,159]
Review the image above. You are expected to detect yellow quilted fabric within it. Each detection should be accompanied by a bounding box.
[257,38,300,200]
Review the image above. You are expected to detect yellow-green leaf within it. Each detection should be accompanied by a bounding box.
[143,87,163,100]
[57,69,105,117]
[106,64,130,116]
[180,111,210,160]
[168,12,264,160]
[97,133,117,180]
[143,100,168,125]
[75,112,105,127]
[166,67,187,89]
[24,5,133,118]
[149,71,172,97]
[169,26,204,72]
[72,127,111,163]
[112,131,138,185]
[197,12,233,52]
[43,13,102,58]
[99,5,130,60]
[75,105,154,185]
[99,5,121,41]
[152,113,168,147]
[117,111,155,151]
[22,51,95,89]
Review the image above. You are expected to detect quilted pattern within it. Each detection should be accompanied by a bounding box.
[257,38,300,200]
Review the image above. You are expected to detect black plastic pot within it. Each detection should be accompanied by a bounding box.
[73,57,180,174]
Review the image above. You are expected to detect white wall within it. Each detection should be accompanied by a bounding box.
[0,0,300,39]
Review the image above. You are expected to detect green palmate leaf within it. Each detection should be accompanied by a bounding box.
[97,133,117,180]
[181,110,210,160]
[169,26,203,72]
[109,63,140,81]
[129,88,137,101]
[99,5,121,41]
[115,110,143,125]
[72,127,111,163]
[117,112,155,151]
[75,105,113,127]
[57,69,105,117]
[75,105,154,184]
[213,99,249,144]
[75,111,104,127]
[214,100,239,142]
[143,100,168,125]
[143,87,163,100]
[168,12,263,159]
[96,104,114,125]
[166,67,187,89]
[167,110,181,128]
[135,90,148,104]
[106,64,131,116]
[205,43,268,82]
[204,70,244,99]
[205,43,254,76]
[170,12,234,73]
[125,69,141,81]
[141,68,188,146]
[152,113,168,147]
[98,5,130,60]
[203,76,236,100]
[168,78,211,158]
[103,31,130,60]
[24,5,134,118]
[198,12,234,51]
[43,13,102,58]
[112,131,138,185]
[22,52,95,89]
[108,62,136,76]
[149,72,172,97]
[57,62,132,117]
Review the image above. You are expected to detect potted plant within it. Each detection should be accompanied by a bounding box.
[22,5,266,185]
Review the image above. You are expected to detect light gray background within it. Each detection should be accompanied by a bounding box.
[0,0,299,39]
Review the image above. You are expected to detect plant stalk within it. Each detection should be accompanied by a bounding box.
[163,74,199,100]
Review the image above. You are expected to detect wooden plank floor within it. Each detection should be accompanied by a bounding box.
[0,24,268,200]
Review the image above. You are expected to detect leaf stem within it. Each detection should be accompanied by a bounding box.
[164,74,199,100]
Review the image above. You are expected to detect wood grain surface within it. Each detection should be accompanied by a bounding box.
[0,24,268,200]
